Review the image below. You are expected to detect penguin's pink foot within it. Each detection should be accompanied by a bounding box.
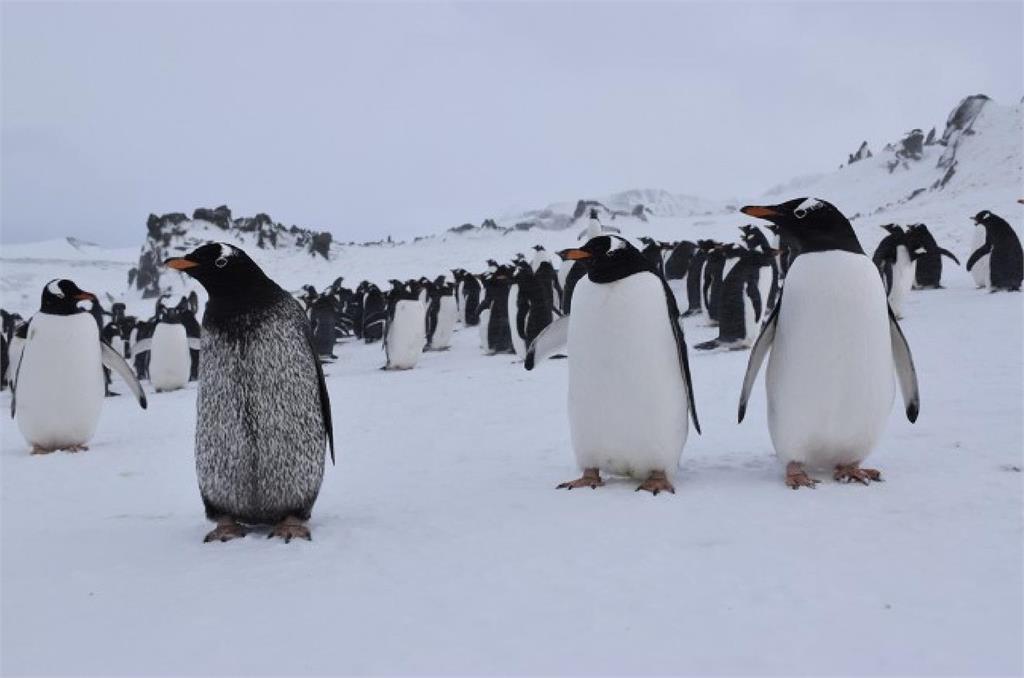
[204,518,248,543]
[785,462,820,490]
[636,470,675,496]
[833,464,883,485]
[557,468,604,490]
[268,516,311,543]
[64,444,89,453]
[30,445,57,455]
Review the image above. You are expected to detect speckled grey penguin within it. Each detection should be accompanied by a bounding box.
[165,243,334,543]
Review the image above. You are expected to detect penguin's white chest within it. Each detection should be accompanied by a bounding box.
[148,323,191,392]
[766,252,895,468]
[15,313,104,449]
[386,300,426,369]
[508,284,526,357]
[888,245,916,315]
[431,296,457,349]
[970,226,990,287]
[567,273,688,477]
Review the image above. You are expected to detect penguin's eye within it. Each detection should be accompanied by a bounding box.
[794,208,807,219]
[215,257,228,268]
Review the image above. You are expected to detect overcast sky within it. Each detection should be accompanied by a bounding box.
[2,1,1021,246]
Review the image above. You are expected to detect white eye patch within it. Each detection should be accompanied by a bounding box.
[794,198,825,219]
[46,280,64,297]
[607,236,628,252]
[218,244,236,259]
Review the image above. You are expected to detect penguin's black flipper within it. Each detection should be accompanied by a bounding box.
[888,306,920,423]
[738,300,781,423]
[524,315,569,370]
[100,342,147,409]
[966,243,991,271]
[304,326,335,464]
[659,278,701,434]
[938,248,961,266]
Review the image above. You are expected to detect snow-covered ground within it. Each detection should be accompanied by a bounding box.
[2,271,1021,675]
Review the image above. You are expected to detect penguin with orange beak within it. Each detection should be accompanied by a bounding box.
[11,279,146,453]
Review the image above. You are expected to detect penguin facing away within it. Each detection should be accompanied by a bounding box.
[526,235,700,495]
[165,244,334,543]
[737,199,919,489]
[11,279,147,454]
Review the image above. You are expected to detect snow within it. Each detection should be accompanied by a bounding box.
[2,95,1023,675]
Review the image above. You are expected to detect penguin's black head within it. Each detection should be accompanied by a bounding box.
[741,197,863,254]
[973,210,994,226]
[880,224,904,235]
[558,236,649,283]
[40,279,96,315]
[164,243,275,301]
[532,244,545,252]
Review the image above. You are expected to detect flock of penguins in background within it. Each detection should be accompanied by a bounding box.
[1,201,1021,542]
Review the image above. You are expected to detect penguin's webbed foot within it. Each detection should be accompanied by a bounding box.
[64,444,89,453]
[269,516,311,543]
[30,445,57,455]
[204,518,248,543]
[557,468,604,490]
[635,471,675,496]
[833,464,883,485]
[785,462,820,490]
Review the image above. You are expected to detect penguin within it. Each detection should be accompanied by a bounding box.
[165,244,333,543]
[526,235,700,494]
[871,224,903,296]
[737,199,920,489]
[967,220,991,288]
[383,281,426,370]
[682,241,713,317]
[147,316,193,392]
[530,246,563,315]
[425,278,457,351]
[967,210,1023,291]
[452,269,482,326]
[703,243,742,325]
[361,284,387,342]
[478,266,515,354]
[507,266,528,358]
[11,279,147,454]
[309,291,340,361]
[695,245,774,351]
[906,223,960,289]
[664,241,697,281]
[739,225,780,315]
[873,224,915,318]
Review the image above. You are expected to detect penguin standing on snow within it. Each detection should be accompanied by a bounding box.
[695,244,774,351]
[425,277,457,351]
[478,266,515,354]
[383,281,426,370]
[682,240,713,317]
[526,236,700,494]
[145,308,193,393]
[906,223,959,289]
[737,199,919,489]
[967,220,991,288]
[530,246,563,315]
[873,224,915,318]
[967,210,1023,291]
[11,280,147,453]
[165,244,333,543]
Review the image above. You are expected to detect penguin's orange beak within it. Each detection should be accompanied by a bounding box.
[559,248,592,261]
[74,292,97,301]
[165,258,199,270]
[741,205,782,219]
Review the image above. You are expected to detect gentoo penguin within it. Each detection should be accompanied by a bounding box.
[682,240,713,317]
[526,236,700,494]
[530,246,563,315]
[739,225,780,315]
[664,241,696,281]
[967,220,991,288]
[147,317,192,392]
[737,199,920,489]
[165,244,333,543]
[478,266,515,354]
[874,224,915,318]
[906,223,959,289]
[309,291,339,361]
[361,284,387,342]
[425,278,457,351]
[11,279,147,453]
[967,210,1023,291]
[695,245,774,351]
[383,281,426,370]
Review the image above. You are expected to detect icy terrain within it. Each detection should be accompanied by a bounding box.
[1,95,1022,675]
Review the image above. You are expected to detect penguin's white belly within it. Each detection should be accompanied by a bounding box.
[148,323,190,392]
[970,227,990,287]
[508,284,526,357]
[431,296,457,349]
[766,252,894,468]
[756,266,772,321]
[16,313,104,449]
[568,274,688,477]
[478,308,491,350]
[888,246,915,316]
[6,336,25,385]
[456,283,467,324]
[386,300,426,369]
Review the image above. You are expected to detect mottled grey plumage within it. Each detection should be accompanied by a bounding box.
[196,292,327,524]
[165,243,333,534]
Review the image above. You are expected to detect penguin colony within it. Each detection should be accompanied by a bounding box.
[3,202,1019,541]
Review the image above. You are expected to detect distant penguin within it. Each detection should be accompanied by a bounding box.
[530,246,563,315]
[11,279,146,453]
[507,266,528,358]
[165,244,333,543]
[738,199,919,489]
[309,292,339,361]
[361,285,387,342]
[526,236,700,494]
[426,280,457,351]
[664,241,697,281]
[871,224,903,295]
[968,221,991,288]
[147,320,192,392]
[740,225,780,314]
[479,266,514,354]
[682,241,712,317]
[384,283,426,370]
[696,246,774,351]
[874,225,915,318]
[453,269,483,326]
[639,237,666,278]
[906,223,959,289]
[967,210,1023,291]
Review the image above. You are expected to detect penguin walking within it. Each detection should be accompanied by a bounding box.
[384,282,426,370]
[906,223,959,289]
[526,236,700,494]
[967,210,1022,291]
[11,280,147,453]
[165,244,333,543]
[737,199,919,489]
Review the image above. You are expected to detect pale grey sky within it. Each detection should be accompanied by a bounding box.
[2,1,1021,245]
